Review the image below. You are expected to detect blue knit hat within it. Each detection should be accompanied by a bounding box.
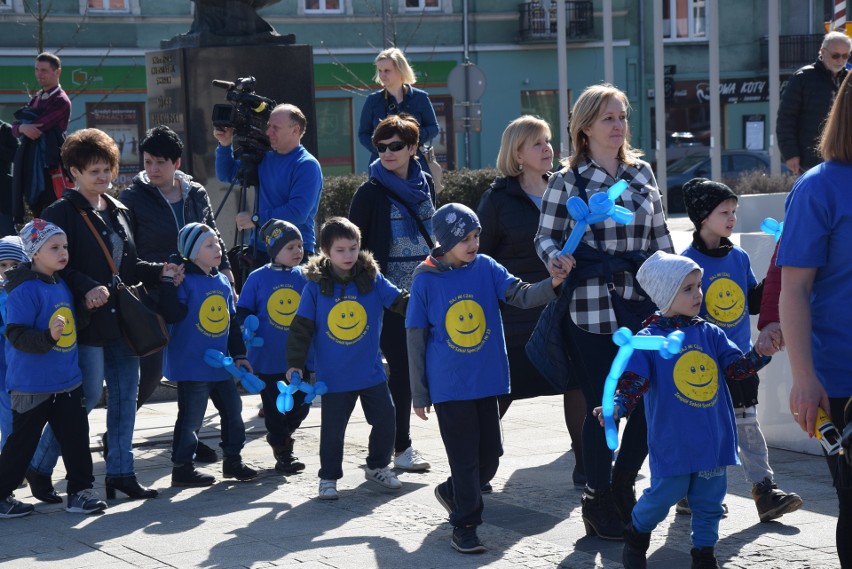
[19,219,66,260]
[432,203,481,253]
[177,222,214,261]
[260,218,302,262]
[0,236,28,263]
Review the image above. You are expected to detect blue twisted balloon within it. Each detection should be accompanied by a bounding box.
[203,348,265,394]
[760,217,784,242]
[560,180,633,255]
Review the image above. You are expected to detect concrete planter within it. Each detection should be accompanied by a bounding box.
[735,192,787,233]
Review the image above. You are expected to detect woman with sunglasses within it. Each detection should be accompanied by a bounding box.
[358,48,439,176]
[349,114,436,473]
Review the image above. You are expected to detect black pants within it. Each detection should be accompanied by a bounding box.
[0,386,93,499]
[435,396,503,527]
[258,372,310,447]
[828,397,852,568]
[566,318,648,489]
[380,310,412,453]
[137,350,164,409]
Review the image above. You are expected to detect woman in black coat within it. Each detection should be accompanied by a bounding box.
[477,116,586,487]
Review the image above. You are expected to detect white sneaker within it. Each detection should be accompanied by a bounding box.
[393,446,431,471]
[365,466,402,490]
[318,479,338,500]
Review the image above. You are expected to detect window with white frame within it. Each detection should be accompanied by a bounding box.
[87,0,129,12]
[304,0,344,13]
[404,0,441,11]
[662,0,706,40]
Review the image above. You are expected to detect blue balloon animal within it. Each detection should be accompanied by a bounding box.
[276,372,329,413]
[203,348,265,394]
[602,327,685,450]
[560,179,634,255]
[760,217,784,242]
[241,314,264,349]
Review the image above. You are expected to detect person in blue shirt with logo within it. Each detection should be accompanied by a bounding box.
[0,236,29,451]
[406,203,569,554]
[286,217,408,501]
[594,251,772,569]
[236,218,311,476]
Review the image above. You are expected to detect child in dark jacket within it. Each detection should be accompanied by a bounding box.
[159,222,256,488]
[406,203,567,554]
[0,220,106,518]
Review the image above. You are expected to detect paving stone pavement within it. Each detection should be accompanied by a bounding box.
[0,392,840,569]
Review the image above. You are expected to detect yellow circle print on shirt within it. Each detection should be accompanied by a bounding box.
[327,300,367,342]
[267,287,300,328]
[198,294,229,335]
[705,278,745,324]
[673,350,718,404]
[445,299,486,349]
[51,306,76,349]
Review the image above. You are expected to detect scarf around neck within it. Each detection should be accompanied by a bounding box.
[369,157,432,240]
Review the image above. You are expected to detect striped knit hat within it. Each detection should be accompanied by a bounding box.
[19,219,66,260]
[0,235,28,263]
[177,222,214,261]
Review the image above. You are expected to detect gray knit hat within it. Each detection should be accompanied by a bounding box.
[636,251,703,315]
[432,203,481,253]
[682,177,738,230]
[0,236,28,263]
[260,218,302,262]
[19,219,66,260]
[177,222,214,261]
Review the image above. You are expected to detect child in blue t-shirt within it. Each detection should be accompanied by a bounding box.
[0,220,106,518]
[159,223,256,488]
[236,219,311,475]
[286,217,408,501]
[594,251,771,568]
[681,178,802,523]
[0,236,29,451]
[406,203,567,554]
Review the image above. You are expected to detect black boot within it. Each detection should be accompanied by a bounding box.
[25,468,62,504]
[690,546,720,569]
[581,487,625,540]
[105,476,159,500]
[273,436,305,474]
[194,439,218,463]
[622,523,651,569]
[611,469,638,525]
[171,464,215,487]
[223,456,258,481]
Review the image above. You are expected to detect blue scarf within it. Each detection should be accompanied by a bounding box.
[369,157,432,240]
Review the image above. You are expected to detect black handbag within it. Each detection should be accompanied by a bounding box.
[78,208,169,356]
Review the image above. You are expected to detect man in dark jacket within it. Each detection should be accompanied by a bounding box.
[776,31,850,175]
[0,121,18,237]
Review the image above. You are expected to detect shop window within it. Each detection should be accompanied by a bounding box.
[662,0,706,40]
[304,0,344,13]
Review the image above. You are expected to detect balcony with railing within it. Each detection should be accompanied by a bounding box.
[759,34,824,70]
[519,1,594,42]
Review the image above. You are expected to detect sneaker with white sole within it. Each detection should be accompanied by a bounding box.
[66,489,107,515]
[365,466,402,490]
[0,496,34,518]
[318,479,338,500]
[394,447,430,471]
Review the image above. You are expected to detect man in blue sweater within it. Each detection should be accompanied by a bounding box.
[214,103,323,258]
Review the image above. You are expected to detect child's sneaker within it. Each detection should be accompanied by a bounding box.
[752,477,803,522]
[364,466,402,490]
[0,496,34,518]
[393,447,430,471]
[451,525,486,554]
[171,464,215,487]
[66,489,107,515]
[222,456,258,481]
[675,497,728,516]
[318,479,338,500]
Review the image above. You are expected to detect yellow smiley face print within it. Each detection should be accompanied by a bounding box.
[705,278,745,324]
[51,306,76,349]
[267,287,300,327]
[673,350,718,403]
[199,294,229,334]
[445,299,486,348]
[327,300,367,342]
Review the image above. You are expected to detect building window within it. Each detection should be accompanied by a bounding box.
[0,0,11,11]
[316,98,354,176]
[87,0,129,12]
[663,0,706,40]
[521,90,568,160]
[404,0,441,11]
[305,0,344,13]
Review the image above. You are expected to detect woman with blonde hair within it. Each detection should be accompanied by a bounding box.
[534,84,673,540]
[358,47,439,175]
[477,115,586,488]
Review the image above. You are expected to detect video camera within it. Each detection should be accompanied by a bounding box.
[211,76,277,186]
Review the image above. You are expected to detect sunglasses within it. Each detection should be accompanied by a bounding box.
[825,50,850,61]
[375,141,407,153]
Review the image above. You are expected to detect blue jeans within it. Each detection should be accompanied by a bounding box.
[172,380,245,466]
[30,340,140,477]
[318,382,395,480]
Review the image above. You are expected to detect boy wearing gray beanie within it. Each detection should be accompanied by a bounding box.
[594,249,774,568]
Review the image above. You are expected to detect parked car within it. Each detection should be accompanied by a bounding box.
[664,150,789,213]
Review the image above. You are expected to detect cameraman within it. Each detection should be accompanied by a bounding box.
[214,103,322,260]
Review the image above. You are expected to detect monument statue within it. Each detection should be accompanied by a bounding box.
[162,0,295,48]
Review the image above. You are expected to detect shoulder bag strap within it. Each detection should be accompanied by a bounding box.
[370,179,435,249]
[76,207,120,277]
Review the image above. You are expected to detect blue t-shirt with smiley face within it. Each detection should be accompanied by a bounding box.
[681,245,757,351]
[626,321,743,477]
[237,264,310,374]
[165,271,235,382]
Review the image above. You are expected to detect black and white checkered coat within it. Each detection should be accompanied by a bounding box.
[534,156,674,334]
